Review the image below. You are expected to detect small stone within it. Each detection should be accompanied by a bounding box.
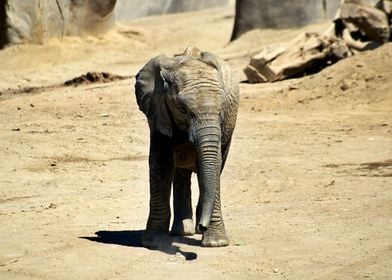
[234,240,247,246]
[48,203,57,209]
[273,268,279,273]
[340,81,349,91]
[364,76,375,82]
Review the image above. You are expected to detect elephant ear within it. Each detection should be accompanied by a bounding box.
[200,51,237,94]
[200,52,222,72]
[181,46,202,58]
[135,55,175,137]
[200,51,239,115]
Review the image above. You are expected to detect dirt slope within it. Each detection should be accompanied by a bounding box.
[0,7,391,280]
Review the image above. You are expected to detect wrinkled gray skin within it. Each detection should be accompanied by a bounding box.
[135,46,239,248]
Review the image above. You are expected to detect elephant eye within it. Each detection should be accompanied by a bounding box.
[179,106,187,115]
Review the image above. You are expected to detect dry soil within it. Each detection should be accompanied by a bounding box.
[0,7,391,280]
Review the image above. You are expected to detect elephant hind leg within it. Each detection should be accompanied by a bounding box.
[171,168,195,236]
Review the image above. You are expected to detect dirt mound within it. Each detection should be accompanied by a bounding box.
[240,42,392,112]
[0,71,132,100]
[64,71,131,87]
[295,42,392,108]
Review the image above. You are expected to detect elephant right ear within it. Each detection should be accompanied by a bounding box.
[135,55,175,137]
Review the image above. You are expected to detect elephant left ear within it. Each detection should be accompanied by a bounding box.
[181,46,202,58]
[200,52,222,72]
[135,55,175,137]
[200,51,239,106]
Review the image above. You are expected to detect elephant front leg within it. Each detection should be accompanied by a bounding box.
[171,168,194,236]
[142,132,174,249]
[199,142,231,246]
[198,182,229,247]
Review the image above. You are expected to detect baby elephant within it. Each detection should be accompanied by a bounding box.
[134,46,239,248]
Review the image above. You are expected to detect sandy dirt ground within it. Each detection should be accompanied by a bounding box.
[0,7,392,280]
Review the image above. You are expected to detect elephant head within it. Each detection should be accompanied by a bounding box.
[135,49,228,233]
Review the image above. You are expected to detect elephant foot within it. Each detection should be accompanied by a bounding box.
[141,230,171,249]
[201,223,229,247]
[171,218,195,236]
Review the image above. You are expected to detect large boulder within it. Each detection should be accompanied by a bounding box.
[0,0,233,48]
[0,0,7,48]
[1,0,117,46]
[231,0,341,41]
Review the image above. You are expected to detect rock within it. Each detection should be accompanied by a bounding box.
[64,72,129,87]
[1,0,117,46]
[340,81,350,91]
[231,0,341,41]
[340,0,390,43]
[1,0,233,47]
[242,0,391,84]
[244,33,351,83]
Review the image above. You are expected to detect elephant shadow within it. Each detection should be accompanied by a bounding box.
[81,230,198,261]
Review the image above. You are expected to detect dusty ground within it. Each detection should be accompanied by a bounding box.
[1,7,392,280]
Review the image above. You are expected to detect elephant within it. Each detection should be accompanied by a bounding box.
[134,46,239,248]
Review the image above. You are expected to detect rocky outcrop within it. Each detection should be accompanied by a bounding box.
[243,0,392,83]
[0,0,7,48]
[0,0,233,48]
[231,0,341,41]
[2,0,116,46]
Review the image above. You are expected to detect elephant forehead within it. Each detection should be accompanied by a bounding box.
[177,73,222,96]
[173,60,224,109]
[177,60,220,82]
[178,83,224,112]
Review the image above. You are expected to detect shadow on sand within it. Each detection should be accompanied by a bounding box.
[81,230,198,261]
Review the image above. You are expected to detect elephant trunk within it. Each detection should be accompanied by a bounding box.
[190,119,222,233]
